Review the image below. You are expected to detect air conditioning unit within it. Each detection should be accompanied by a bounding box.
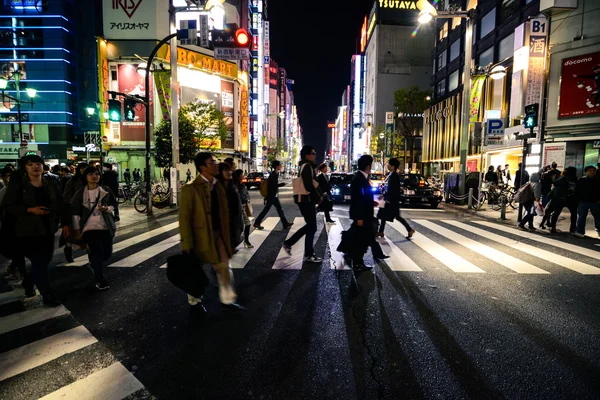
[540,0,578,13]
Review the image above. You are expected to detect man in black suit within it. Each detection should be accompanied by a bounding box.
[348,155,380,270]
[253,160,293,230]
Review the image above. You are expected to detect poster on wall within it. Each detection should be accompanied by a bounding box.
[221,81,234,149]
[102,0,168,40]
[117,64,150,142]
[558,52,600,118]
[542,142,566,170]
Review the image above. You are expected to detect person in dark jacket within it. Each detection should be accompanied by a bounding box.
[2,154,66,306]
[282,145,323,263]
[124,168,131,185]
[484,165,499,184]
[317,163,335,224]
[253,160,292,230]
[574,165,600,238]
[541,163,560,206]
[102,163,120,221]
[544,167,578,234]
[216,162,244,250]
[514,163,529,189]
[62,162,89,263]
[377,158,415,239]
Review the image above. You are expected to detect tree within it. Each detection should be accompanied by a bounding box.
[153,102,227,168]
[266,138,286,165]
[393,86,432,169]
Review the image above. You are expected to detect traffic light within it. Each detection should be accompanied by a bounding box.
[124,99,135,122]
[108,99,122,122]
[235,28,250,47]
[524,103,539,129]
[211,24,252,48]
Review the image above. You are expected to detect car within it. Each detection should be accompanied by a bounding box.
[242,172,269,189]
[396,173,443,208]
[369,173,385,194]
[329,173,354,203]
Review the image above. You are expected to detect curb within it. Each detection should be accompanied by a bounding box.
[441,202,518,225]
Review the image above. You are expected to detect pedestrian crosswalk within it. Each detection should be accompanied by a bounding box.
[0,302,145,399]
[52,213,600,277]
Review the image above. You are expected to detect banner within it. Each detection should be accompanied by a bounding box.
[469,76,486,123]
[154,71,172,121]
[558,51,600,118]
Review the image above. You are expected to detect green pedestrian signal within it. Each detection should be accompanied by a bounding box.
[523,103,538,129]
[124,99,135,122]
[108,99,122,122]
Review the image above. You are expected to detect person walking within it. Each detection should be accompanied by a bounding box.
[102,163,120,221]
[503,164,512,186]
[485,165,499,185]
[179,152,243,313]
[71,167,117,291]
[282,145,323,263]
[377,158,415,239]
[2,154,65,306]
[186,169,192,183]
[514,163,530,189]
[496,165,504,184]
[216,162,244,250]
[574,165,600,238]
[62,162,89,263]
[317,163,335,224]
[233,169,253,248]
[544,167,578,234]
[518,169,542,230]
[253,160,293,230]
[124,168,131,186]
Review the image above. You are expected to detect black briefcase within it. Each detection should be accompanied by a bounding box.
[166,253,208,299]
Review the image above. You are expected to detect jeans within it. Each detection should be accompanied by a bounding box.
[254,197,289,227]
[576,201,600,235]
[24,235,55,298]
[284,201,317,257]
[83,230,113,283]
[541,193,551,207]
[519,200,535,228]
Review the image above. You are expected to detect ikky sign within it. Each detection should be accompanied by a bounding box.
[558,51,600,118]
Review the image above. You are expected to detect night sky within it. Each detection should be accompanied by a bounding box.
[268,0,373,161]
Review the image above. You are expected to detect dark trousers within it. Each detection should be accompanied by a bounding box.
[519,200,535,228]
[24,235,55,298]
[549,199,577,232]
[83,230,113,283]
[254,197,289,227]
[284,201,317,257]
[378,215,412,233]
[576,201,600,235]
[351,220,375,264]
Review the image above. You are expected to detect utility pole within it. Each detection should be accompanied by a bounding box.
[169,1,180,207]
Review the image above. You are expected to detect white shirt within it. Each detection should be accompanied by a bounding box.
[200,174,217,190]
[360,171,368,179]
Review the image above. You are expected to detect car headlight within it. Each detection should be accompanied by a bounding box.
[332,187,340,195]
[405,189,415,196]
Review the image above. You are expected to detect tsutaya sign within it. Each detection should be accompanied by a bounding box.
[102,0,169,40]
[158,45,238,80]
[378,0,417,9]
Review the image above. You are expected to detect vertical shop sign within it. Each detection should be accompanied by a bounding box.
[241,86,249,152]
[154,70,172,121]
[199,14,209,48]
[264,21,270,57]
[469,76,486,123]
[525,18,548,115]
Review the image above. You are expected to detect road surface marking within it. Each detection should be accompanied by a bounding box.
[378,236,422,271]
[0,305,71,335]
[108,234,180,268]
[273,217,306,270]
[445,220,600,275]
[414,220,549,274]
[327,218,351,270]
[388,220,485,273]
[62,221,180,267]
[0,326,97,381]
[474,221,600,261]
[231,217,278,269]
[39,362,144,400]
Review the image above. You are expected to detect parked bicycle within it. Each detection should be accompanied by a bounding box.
[133,180,172,213]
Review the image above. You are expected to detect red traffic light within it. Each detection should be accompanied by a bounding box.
[235,29,249,46]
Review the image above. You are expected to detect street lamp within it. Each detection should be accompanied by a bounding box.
[0,70,37,145]
[417,0,475,200]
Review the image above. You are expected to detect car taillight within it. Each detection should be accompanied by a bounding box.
[255,178,261,182]
[241,178,247,183]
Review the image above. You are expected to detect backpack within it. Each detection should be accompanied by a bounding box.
[514,182,533,203]
[259,179,269,198]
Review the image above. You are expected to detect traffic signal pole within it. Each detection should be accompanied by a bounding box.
[169,4,180,207]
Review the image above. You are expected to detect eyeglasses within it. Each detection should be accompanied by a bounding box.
[309,152,316,155]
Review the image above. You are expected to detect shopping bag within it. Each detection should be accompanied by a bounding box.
[166,253,208,299]
[534,201,544,216]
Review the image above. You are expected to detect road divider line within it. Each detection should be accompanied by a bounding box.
[231,217,278,269]
[444,220,600,275]
[273,217,306,270]
[0,325,97,382]
[388,220,485,273]
[413,220,549,274]
[0,305,71,335]
[39,361,144,400]
[108,234,180,268]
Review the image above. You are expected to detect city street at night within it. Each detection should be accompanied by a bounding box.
[2,186,600,399]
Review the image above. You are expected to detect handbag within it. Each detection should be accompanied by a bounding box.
[244,202,253,217]
[166,252,209,299]
[292,163,319,196]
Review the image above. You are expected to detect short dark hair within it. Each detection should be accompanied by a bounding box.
[83,166,100,177]
[194,152,214,171]
[43,164,50,171]
[584,165,597,172]
[318,163,328,171]
[300,145,315,159]
[271,160,282,169]
[518,163,522,168]
[61,167,70,173]
[104,163,113,170]
[224,157,234,166]
[388,158,400,169]
[217,162,231,176]
[551,162,557,168]
[357,155,373,171]
[232,169,244,185]
[505,164,509,167]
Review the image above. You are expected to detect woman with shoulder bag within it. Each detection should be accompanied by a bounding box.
[217,163,244,250]
[233,169,254,248]
[71,167,117,291]
[376,158,415,239]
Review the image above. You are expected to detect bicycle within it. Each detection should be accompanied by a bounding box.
[133,181,172,213]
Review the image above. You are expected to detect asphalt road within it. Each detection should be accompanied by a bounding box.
[1,185,600,399]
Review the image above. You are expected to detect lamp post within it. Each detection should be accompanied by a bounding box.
[0,70,37,145]
[417,0,475,200]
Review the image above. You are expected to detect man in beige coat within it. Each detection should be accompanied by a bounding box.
[179,152,243,312]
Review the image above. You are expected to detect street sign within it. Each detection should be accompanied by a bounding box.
[593,140,600,149]
[20,140,27,147]
[486,118,506,135]
[485,136,504,146]
[102,135,108,143]
[262,146,267,151]
[214,47,250,61]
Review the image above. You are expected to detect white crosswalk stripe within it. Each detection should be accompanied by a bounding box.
[109,234,180,268]
[232,217,279,269]
[0,301,145,398]
[327,217,351,270]
[273,217,308,270]
[377,236,423,271]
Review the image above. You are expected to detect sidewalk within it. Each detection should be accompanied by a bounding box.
[116,203,177,230]
[442,201,600,240]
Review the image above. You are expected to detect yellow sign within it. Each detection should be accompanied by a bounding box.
[158,45,238,80]
[240,86,249,152]
[198,137,222,149]
[378,0,417,9]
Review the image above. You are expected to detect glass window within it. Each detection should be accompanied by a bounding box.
[478,46,494,67]
[501,0,520,21]
[450,39,460,61]
[449,70,459,92]
[439,22,448,41]
[480,8,496,39]
[498,33,514,61]
[437,50,447,70]
[437,79,446,97]
[490,77,505,110]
